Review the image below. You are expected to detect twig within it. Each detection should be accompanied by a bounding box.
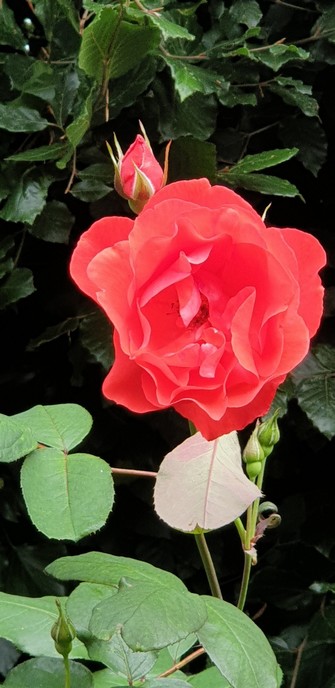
[64,149,77,194]
[159,647,205,678]
[111,467,157,478]
[289,636,307,688]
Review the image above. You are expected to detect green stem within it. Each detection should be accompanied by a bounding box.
[194,532,223,599]
[234,517,246,546]
[237,552,252,611]
[236,460,267,611]
[64,655,71,688]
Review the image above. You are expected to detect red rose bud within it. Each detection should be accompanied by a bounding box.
[107,122,170,214]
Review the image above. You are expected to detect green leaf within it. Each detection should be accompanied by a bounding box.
[0,593,87,658]
[229,0,262,28]
[51,69,80,128]
[46,552,191,591]
[164,58,225,102]
[0,415,37,463]
[66,582,118,637]
[6,143,69,163]
[0,172,11,202]
[142,681,189,687]
[0,268,35,309]
[4,54,56,101]
[156,87,217,140]
[0,103,49,132]
[71,179,112,202]
[169,137,217,183]
[87,630,158,681]
[79,309,114,370]
[269,77,319,117]
[89,579,207,651]
[220,172,300,197]
[291,345,335,439]
[279,117,327,176]
[3,657,93,688]
[66,90,94,149]
[254,44,309,71]
[28,201,74,244]
[27,316,83,351]
[92,669,129,688]
[314,5,335,46]
[79,8,160,83]
[197,597,282,688]
[0,257,14,279]
[218,88,257,108]
[78,7,120,82]
[20,448,114,541]
[0,638,20,678]
[231,148,298,173]
[189,667,231,687]
[147,14,195,41]
[108,56,157,118]
[78,163,113,182]
[0,236,14,260]
[13,404,92,451]
[56,0,80,33]
[0,169,52,225]
[0,1,26,50]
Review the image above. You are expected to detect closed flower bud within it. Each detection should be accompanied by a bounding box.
[243,425,265,465]
[51,599,76,658]
[107,121,170,214]
[257,411,280,458]
[246,460,262,480]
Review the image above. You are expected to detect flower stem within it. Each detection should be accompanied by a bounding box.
[237,552,252,611]
[194,532,223,600]
[234,517,246,545]
[64,655,71,688]
[236,461,267,611]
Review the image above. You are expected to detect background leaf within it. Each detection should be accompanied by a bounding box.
[0,105,49,132]
[27,201,74,244]
[291,345,335,439]
[0,268,35,309]
[0,415,37,463]
[0,170,52,225]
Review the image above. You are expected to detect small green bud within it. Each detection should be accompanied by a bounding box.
[246,460,262,480]
[243,424,265,465]
[257,411,280,457]
[51,599,76,658]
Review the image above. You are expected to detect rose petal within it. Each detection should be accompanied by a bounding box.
[69,216,133,301]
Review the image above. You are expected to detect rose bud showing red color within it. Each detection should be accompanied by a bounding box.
[108,122,170,214]
[70,178,326,440]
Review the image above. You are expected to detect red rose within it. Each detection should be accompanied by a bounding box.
[70,179,326,440]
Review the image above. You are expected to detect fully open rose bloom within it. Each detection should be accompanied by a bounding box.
[70,179,326,440]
